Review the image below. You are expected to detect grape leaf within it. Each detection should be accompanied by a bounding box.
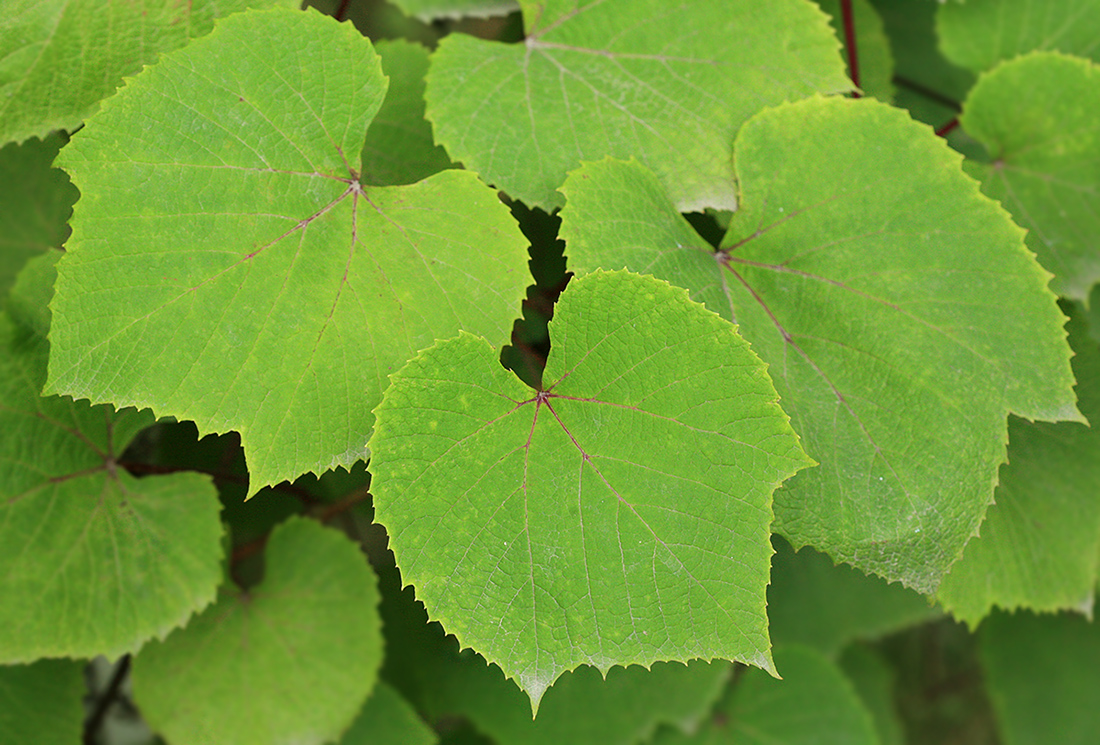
[814,0,895,101]
[361,40,455,186]
[980,611,1100,745]
[393,0,519,21]
[1,256,223,664]
[936,306,1100,624]
[369,270,813,709]
[0,0,297,146]
[959,52,1100,303]
[0,660,85,745]
[424,0,851,211]
[339,682,438,745]
[559,96,1080,592]
[0,134,76,301]
[838,644,905,745]
[769,538,937,656]
[47,8,529,494]
[651,645,878,745]
[132,517,383,745]
[937,0,1100,73]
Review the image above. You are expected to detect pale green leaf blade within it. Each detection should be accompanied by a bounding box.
[0,660,85,745]
[424,0,851,211]
[47,8,529,493]
[0,294,223,662]
[559,96,1078,592]
[339,682,438,745]
[132,517,383,745]
[360,40,455,186]
[393,0,519,21]
[959,52,1100,302]
[936,307,1100,624]
[937,0,1100,72]
[814,0,895,101]
[0,134,76,301]
[652,646,878,745]
[769,539,938,657]
[370,270,812,709]
[980,611,1100,745]
[0,0,296,146]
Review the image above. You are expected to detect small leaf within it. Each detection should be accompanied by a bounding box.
[0,660,85,745]
[425,0,851,210]
[339,682,438,745]
[559,96,1079,592]
[132,517,383,745]
[936,306,1100,624]
[960,52,1100,302]
[0,0,296,145]
[370,270,812,709]
[48,8,529,493]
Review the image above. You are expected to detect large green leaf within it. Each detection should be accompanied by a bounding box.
[424,0,851,211]
[0,0,296,146]
[651,645,878,745]
[936,307,1100,624]
[937,0,1100,72]
[980,611,1100,745]
[132,517,383,745]
[0,660,85,745]
[47,8,529,493]
[369,270,812,709]
[559,96,1079,592]
[959,52,1100,302]
[0,134,76,301]
[1,256,223,664]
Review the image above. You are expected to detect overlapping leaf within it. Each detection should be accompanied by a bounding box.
[132,517,383,745]
[0,0,295,145]
[937,0,1100,72]
[0,660,85,745]
[47,8,529,493]
[559,96,1079,592]
[339,682,438,745]
[393,0,518,21]
[959,52,1100,302]
[1,255,223,664]
[370,270,812,708]
[424,0,851,211]
[937,307,1100,624]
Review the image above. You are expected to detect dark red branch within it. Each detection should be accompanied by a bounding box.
[935,118,960,138]
[840,0,861,96]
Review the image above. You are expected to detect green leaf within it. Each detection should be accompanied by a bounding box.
[0,134,76,302]
[936,306,1100,624]
[0,660,85,745]
[360,40,455,186]
[814,0,895,101]
[959,52,1100,302]
[0,306,223,663]
[392,0,519,22]
[424,0,851,211]
[339,682,438,745]
[651,645,878,745]
[937,0,1100,73]
[559,96,1080,593]
[769,538,938,657]
[0,0,296,146]
[838,644,905,745]
[48,7,529,493]
[369,269,812,709]
[980,611,1100,745]
[132,516,383,745]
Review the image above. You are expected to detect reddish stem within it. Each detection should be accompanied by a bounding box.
[935,118,960,137]
[840,0,861,97]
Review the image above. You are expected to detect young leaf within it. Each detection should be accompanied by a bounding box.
[0,660,85,745]
[0,256,223,664]
[131,517,383,745]
[424,0,851,211]
[0,0,296,146]
[369,270,813,709]
[651,645,879,745]
[936,307,1100,625]
[559,96,1080,593]
[959,52,1100,303]
[937,0,1100,73]
[47,8,529,493]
